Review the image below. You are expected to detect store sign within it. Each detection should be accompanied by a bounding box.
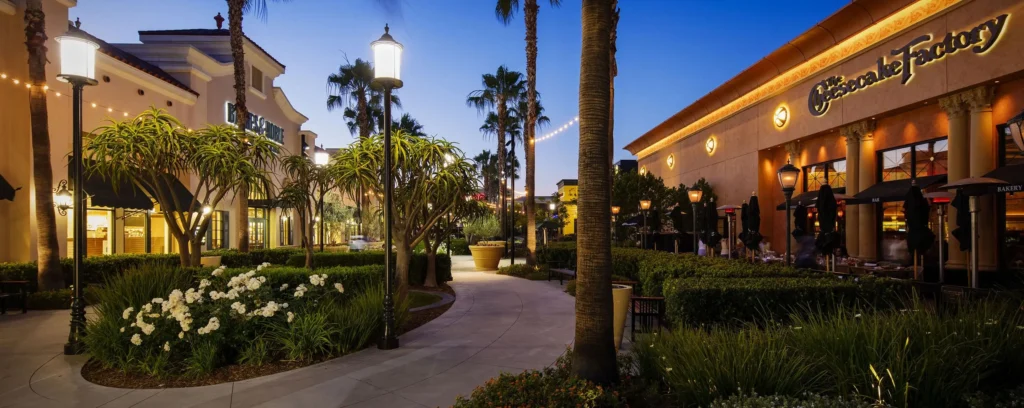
[226,102,285,144]
[998,185,1022,193]
[808,14,1009,116]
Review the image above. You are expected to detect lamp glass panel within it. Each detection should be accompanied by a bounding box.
[372,41,402,81]
[57,36,98,80]
[778,169,799,189]
[314,151,330,166]
[639,200,651,210]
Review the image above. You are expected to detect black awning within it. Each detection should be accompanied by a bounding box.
[847,174,947,205]
[250,199,277,209]
[70,159,154,210]
[980,164,1024,194]
[776,187,845,210]
[147,174,197,212]
[0,173,18,201]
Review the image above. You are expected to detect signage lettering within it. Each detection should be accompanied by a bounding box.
[226,102,285,144]
[871,198,881,203]
[808,14,1009,116]
[998,185,1022,193]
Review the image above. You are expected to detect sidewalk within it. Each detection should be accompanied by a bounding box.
[0,256,575,408]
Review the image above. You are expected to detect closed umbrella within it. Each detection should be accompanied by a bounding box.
[815,185,841,270]
[739,203,749,246]
[904,183,935,279]
[950,189,971,251]
[792,204,808,238]
[704,200,722,255]
[745,195,763,253]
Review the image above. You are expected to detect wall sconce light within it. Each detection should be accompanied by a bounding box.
[705,136,717,154]
[639,165,647,176]
[774,106,789,128]
[666,154,675,169]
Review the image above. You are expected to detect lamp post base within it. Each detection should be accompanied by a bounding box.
[377,336,399,350]
[64,341,85,355]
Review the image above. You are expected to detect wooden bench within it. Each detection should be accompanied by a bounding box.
[0,281,29,314]
[548,268,575,285]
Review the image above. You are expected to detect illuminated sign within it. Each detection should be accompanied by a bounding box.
[808,14,1008,116]
[226,102,284,144]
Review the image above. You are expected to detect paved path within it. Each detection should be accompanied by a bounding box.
[0,256,575,408]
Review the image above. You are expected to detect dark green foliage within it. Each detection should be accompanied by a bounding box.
[708,393,879,407]
[206,248,304,268]
[284,252,452,286]
[24,286,101,309]
[497,264,548,280]
[222,265,383,300]
[449,238,470,255]
[0,254,181,291]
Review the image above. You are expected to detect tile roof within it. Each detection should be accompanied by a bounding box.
[68,24,199,96]
[137,29,286,70]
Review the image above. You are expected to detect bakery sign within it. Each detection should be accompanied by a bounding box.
[808,14,1009,116]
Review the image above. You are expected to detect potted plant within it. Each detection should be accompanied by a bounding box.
[464,215,503,270]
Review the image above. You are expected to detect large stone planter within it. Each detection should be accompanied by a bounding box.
[200,256,222,268]
[469,245,504,270]
[612,284,633,351]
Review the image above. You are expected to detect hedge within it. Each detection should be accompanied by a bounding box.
[204,248,304,267]
[284,252,453,286]
[662,276,911,327]
[449,238,470,255]
[0,253,181,291]
[222,265,385,299]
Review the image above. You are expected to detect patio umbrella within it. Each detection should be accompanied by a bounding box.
[950,189,971,251]
[903,183,935,255]
[739,203,749,244]
[792,204,808,238]
[814,185,841,255]
[669,206,686,233]
[744,195,763,251]
[703,200,722,252]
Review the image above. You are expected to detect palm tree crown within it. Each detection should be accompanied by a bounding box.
[326,58,402,138]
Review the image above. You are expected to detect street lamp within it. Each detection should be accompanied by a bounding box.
[687,188,703,254]
[314,147,329,252]
[639,199,652,249]
[56,31,99,356]
[777,161,800,266]
[53,180,72,216]
[611,205,620,242]
[371,24,402,351]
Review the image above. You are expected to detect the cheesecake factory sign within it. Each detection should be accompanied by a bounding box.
[808,14,1009,116]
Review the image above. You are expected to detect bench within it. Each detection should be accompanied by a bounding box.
[548,268,575,285]
[0,281,29,314]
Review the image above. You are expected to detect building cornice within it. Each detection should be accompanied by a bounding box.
[55,0,76,8]
[274,87,308,124]
[97,53,197,105]
[627,0,962,159]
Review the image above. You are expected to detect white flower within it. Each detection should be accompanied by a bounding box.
[293,290,305,298]
[178,332,185,339]
[212,268,223,277]
[141,323,156,336]
[258,276,266,283]
[282,303,289,309]
[287,312,295,323]
[130,334,142,346]
[231,302,247,315]
[142,303,153,313]
[854,314,862,318]
[197,317,220,335]
[120,327,125,333]
[163,342,170,352]
[257,264,266,271]
[665,367,673,372]
[122,307,134,320]
[199,279,211,289]
[151,298,165,304]
[280,283,289,290]
[262,262,271,267]
[334,282,345,293]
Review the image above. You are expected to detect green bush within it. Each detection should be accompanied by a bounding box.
[449,238,470,255]
[708,393,880,408]
[205,248,304,268]
[23,286,102,310]
[636,253,811,296]
[284,252,452,286]
[634,299,1024,407]
[497,264,548,280]
[223,265,383,301]
[0,254,182,291]
[661,276,909,328]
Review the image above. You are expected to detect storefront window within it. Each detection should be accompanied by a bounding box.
[280,215,293,246]
[827,160,847,188]
[150,211,169,254]
[123,211,147,254]
[881,202,908,263]
[915,139,948,177]
[882,147,912,181]
[249,207,267,249]
[86,209,114,257]
[1002,124,1024,272]
[206,211,228,250]
[803,159,846,192]
[880,138,949,182]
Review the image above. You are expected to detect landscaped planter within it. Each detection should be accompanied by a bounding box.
[200,256,222,268]
[469,245,505,270]
[612,283,633,351]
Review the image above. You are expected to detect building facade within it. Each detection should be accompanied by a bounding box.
[626,0,1024,276]
[556,179,578,236]
[0,0,316,262]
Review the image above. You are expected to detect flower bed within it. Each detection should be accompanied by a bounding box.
[84,262,396,383]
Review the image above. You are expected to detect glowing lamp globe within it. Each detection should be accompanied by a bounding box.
[55,34,99,84]
[371,24,403,89]
[314,150,330,166]
[777,162,800,192]
[53,183,73,214]
[549,203,556,211]
[639,200,652,211]
[687,188,703,204]
[611,206,620,215]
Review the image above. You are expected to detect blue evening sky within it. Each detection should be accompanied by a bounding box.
[71,0,847,197]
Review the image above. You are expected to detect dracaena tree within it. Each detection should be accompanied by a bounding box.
[422,197,489,286]
[335,131,477,300]
[87,109,277,267]
[277,155,340,269]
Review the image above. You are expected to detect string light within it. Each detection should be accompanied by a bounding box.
[0,70,145,121]
[535,115,580,143]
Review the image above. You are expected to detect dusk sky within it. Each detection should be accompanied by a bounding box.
[71,0,847,197]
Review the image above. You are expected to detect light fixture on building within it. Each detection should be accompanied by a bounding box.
[666,154,675,169]
[53,180,72,216]
[774,106,789,128]
[705,136,717,154]
[611,206,620,215]
[1007,109,1024,152]
[202,205,212,215]
[639,199,651,211]
[314,215,321,222]
[639,165,647,176]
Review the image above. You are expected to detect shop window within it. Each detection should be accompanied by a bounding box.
[881,147,913,182]
[802,159,846,192]
[280,214,293,246]
[123,211,147,254]
[206,211,229,250]
[914,139,948,177]
[85,209,114,257]
[251,66,264,93]
[1007,196,1024,272]
[879,137,948,182]
[249,207,267,249]
[880,202,909,263]
[150,211,170,254]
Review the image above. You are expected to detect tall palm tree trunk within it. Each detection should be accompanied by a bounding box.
[608,0,618,217]
[572,0,617,385]
[524,0,539,265]
[496,101,508,236]
[228,0,251,252]
[24,0,63,291]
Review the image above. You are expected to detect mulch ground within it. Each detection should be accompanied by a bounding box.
[81,283,457,389]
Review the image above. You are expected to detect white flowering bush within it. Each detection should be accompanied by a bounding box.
[86,263,392,378]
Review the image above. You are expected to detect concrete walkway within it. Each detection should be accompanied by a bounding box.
[0,256,575,408]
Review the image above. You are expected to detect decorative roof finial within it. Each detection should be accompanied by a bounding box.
[214,12,225,30]
[74,18,81,29]
[384,23,389,34]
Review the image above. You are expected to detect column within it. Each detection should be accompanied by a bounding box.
[857,122,878,261]
[843,127,861,258]
[940,94,969,270]
[965,86,998,271]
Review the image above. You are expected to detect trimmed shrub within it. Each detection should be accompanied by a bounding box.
[636,253,811,296]
[284,252,452,286]
[23,287,102,310]
[449,238,470,255]
[0,254,182,291]
[205,248,304,268]
[708,393,879,407]
[497,264,548,280]
[662,276,909,328]
[224,265,383,300]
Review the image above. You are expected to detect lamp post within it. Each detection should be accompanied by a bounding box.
[639,199,652,249]
[371,24,402,350]
[687,188,703,254]
[611,206,620,243]
[508,176,515,265]
[777,161,800,266]
[56,31,99,356]
[314,147,330,252]
[548,202,556,243]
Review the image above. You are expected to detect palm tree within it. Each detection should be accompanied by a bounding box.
[326,58,376,139]
[23,0,62,291]
[226,0,286,252]
[608,0,619,208]
[572,0,617,385]
[473,150,499,202]
[392,113,425,137]
[496,0,561,265]
[467,66,525,232]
